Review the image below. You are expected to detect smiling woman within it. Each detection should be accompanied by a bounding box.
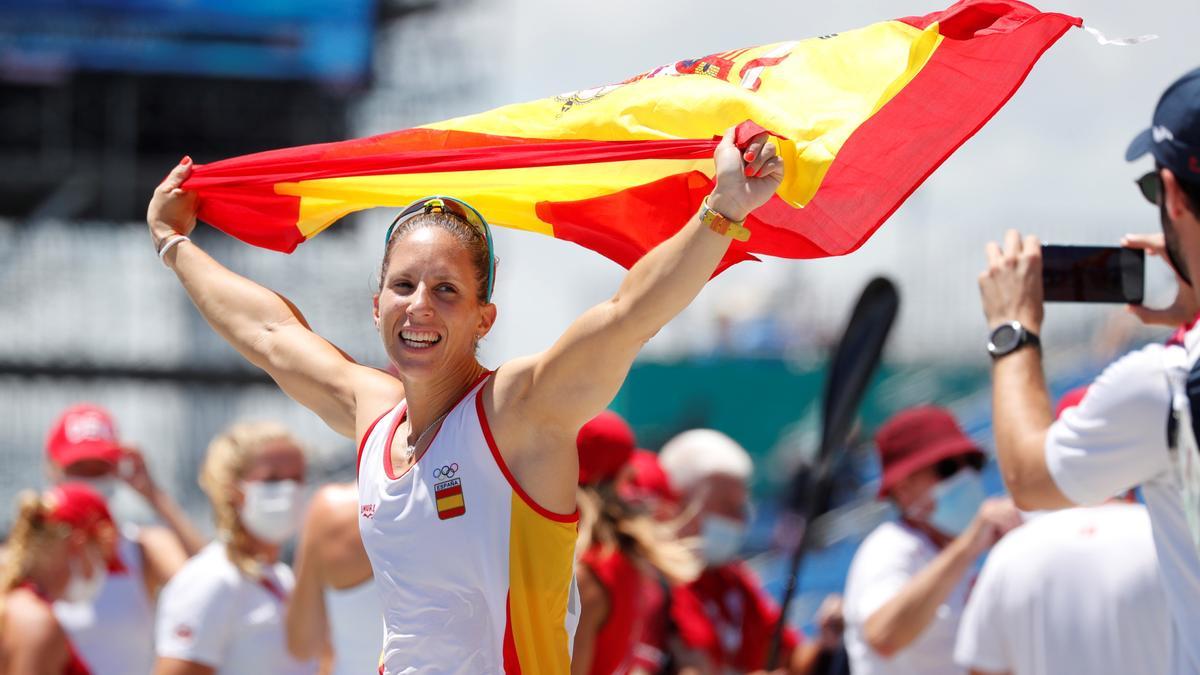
[144,127,784,675]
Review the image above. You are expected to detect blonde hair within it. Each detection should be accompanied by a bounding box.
[0,491,83,639]
[199,421,299,576]
[576,483,700,586]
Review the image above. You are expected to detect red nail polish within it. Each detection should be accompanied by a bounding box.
[181,155,192,166]
[744,151,755,161]
[744,166,755,177]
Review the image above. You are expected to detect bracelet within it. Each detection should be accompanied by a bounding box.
[699,197,751,242]
[157,235,190,265]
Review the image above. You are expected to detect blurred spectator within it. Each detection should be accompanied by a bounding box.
[843,406,1019,675]
[620,449,680,523]
[572,412,699,675]
[285,482,382,675]
[154,422,317,675]
[46,404,205,675]
[954,503,1166,675]
[953,388,1170,675]
[976,67,1200,675]
[0,484,115,674]
[809,594,849,675]
[659,429,827,674]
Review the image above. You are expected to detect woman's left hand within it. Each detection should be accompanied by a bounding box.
[708,126,785,222]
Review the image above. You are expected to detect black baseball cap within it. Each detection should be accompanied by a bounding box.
[1126,67,1200,183]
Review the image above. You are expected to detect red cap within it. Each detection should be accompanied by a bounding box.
[624,449,678,504]
[43,483,115,535]
[45,404,122,469]
[876,406,982,498]
[1054,386,1090,420]
[577,411,636,486]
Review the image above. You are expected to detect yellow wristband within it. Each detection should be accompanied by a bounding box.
[699,197,751,242]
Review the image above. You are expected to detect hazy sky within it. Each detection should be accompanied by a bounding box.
[412,0,1200,365]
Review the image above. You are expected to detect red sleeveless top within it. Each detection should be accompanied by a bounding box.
[580,546,656,675]
[15,582,91,675]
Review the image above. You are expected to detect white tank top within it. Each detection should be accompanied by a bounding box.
[55,526,155,675]
[325,580,385,675]
[357,372,580,675]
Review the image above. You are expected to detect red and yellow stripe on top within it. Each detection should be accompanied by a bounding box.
[500,494,578,674]
[184,0,1080,273]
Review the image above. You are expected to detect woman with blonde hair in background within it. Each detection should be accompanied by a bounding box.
[0,483,116,675]
[153,421,316,675]
[572,411,700,675]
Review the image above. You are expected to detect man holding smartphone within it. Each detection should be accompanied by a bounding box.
[975,68,1200,675]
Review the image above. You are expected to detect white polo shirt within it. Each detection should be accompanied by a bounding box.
[844,520,968,675]
[1045,335,1200,674]
[155,542,317,674]
[954,503,1169,675]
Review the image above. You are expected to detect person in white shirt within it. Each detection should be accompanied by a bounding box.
[954,387,1171,675]
[976,68,1200,674]
[843,406,1020,675]
[45,403,207,675]
[286,482,383,675]
[154,421,317,675]
[954,503,1168,675]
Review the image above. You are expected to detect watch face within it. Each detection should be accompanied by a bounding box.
[990,323,1020,353]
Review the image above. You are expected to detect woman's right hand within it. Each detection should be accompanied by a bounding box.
[147,157,199,246]
[708,126,784,223]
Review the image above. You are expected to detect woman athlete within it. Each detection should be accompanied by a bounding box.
[145,128,783,674]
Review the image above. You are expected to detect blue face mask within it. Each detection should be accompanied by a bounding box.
[926,469,985,537]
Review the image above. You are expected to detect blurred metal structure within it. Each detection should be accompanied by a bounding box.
[0,0,500,532]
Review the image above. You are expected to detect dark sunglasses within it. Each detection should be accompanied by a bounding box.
[935,454,984,480]
[1136,171,1162,206]
[384,196,496,302]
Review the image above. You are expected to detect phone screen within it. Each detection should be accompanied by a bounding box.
[1041,245,1144,304]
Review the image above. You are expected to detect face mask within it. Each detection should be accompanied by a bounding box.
[63,551,108,604]
[925,469,986,537]
[74,477,120,503]
[238,480,302,545]
[700,514,746,565]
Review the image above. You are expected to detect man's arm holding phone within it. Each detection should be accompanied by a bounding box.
[979,230,1073,511]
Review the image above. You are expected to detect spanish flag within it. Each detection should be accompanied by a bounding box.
[183,0,1081,273]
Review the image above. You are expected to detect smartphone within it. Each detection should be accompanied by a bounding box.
[1041,245,1144,304]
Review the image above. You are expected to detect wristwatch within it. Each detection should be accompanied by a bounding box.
[699,197,751,242]
[987,321,1040,359]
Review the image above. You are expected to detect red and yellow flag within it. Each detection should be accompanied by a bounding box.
[183,0,1081,273]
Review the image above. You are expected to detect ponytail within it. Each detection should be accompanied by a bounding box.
[577,483,700,586]
[0,492,71,636]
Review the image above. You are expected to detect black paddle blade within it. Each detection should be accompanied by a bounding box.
[820,277,900,462]
[768,276,899,669]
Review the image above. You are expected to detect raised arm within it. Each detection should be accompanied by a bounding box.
[147,159,402,438]
[978,230,1071,510]
[497,129,783,430]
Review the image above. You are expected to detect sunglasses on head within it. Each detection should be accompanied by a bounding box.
[1136,171,1163,206]
[384,196,496,302]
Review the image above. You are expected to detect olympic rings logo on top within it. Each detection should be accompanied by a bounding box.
[432,463,460,479]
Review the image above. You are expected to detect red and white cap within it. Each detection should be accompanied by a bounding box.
[44,482,115,535]
[45,404,122,469]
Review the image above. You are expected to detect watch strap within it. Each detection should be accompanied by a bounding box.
[699,197,751,242]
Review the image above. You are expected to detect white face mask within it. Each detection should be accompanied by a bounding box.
[924,469,986,537]
[63,551,108,604]
[700,514,747,566]
[238,480,302,545]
